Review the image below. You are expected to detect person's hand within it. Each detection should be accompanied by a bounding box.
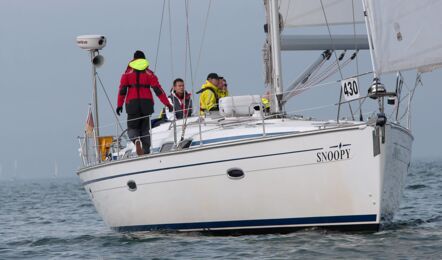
[116,107,123,116]
[167,104,173,111]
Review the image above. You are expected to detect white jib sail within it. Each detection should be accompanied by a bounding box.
[364,0,442,75]
[279,0,364,28]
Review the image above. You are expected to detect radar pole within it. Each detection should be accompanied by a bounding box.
[76,35,106,161]
[90,50,100,136]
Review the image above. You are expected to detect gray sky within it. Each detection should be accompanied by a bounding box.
[0,0,441,179]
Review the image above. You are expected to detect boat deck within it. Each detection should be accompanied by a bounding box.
[77,114,366,169]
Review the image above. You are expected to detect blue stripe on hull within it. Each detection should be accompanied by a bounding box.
[150,132,297,157]
[190,131,296,146]
[113,214,377,232]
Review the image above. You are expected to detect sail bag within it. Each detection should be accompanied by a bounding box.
[279,0,364,28]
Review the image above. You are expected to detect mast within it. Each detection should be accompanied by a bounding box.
[268,0,283,114]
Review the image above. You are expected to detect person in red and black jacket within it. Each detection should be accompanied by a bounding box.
[116,50,172,155]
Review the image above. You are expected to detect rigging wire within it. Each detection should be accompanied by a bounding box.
[184,0,195,90]
[308,53,355,87]
[167,0,175,78]
[352,0,363,121]
[287,51,359,100]
[180,0,195,141]
[320,0,354,121]
[289,61,351,98]
[154,0,166,71]
[394,72,404,121]
[398,73,422,123]
[193,0,213,82]
[319,1,344,80]
[283,59,329,101]
[183,0,189,84]
[307,51,346,84]
[283,0,292,26]
[95,72,124,132]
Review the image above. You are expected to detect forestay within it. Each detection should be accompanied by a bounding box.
[364,0,442,75]
[279,0,364,28]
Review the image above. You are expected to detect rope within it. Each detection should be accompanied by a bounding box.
[95,72,124,131]
[306,52,344,84]
[283,58,328,100]
[154,0,166,71]
[288,80,337,98]
[308,54,354,87]
[288,103,336,114]
[286,52,358,100]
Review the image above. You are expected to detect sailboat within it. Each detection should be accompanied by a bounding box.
[76,0,441,233]
[13,159,18,180]
[54,161,59,178]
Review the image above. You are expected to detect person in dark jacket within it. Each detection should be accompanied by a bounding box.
[165,78,193,120]
[116,50,172,155]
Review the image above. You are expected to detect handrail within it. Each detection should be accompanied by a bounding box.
[78,87,393,168]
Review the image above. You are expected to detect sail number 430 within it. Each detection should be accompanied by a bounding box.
[341,77,360,101]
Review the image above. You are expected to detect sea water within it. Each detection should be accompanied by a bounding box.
[0,160,441,259]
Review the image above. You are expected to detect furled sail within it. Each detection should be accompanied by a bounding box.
[279,0,364,28]
[364,0,442,75]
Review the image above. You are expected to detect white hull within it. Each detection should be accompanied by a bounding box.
[78,122,412,233]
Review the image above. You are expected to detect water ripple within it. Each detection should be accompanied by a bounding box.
[406,184,427,189]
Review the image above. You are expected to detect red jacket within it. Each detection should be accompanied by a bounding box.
[117,59,171,115]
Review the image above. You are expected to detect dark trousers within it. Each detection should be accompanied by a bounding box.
[127,114,151,154]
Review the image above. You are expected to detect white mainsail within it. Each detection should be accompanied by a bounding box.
[279,0,364,28]
[364,0,442,75]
